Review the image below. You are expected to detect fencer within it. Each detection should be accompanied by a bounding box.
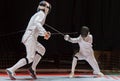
[64,26,104,78]
[6,1,51,80]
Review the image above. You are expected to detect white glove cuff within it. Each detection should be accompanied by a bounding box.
[64,35,70,41]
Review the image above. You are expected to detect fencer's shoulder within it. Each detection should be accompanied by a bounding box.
[37,10,45,15]
[32,11,45,19]
[88,34,93,38]
[89,34,92,36]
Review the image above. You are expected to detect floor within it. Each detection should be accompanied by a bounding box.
[1,73,120,81]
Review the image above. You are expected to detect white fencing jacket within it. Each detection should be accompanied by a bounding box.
[68,34,93,58]
[22,10,47,43]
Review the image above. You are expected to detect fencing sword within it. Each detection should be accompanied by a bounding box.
[45,24,78,36]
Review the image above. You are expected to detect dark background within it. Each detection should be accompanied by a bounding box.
[0,0,120,69]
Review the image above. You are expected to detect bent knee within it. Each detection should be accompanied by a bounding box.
[26,56,34,63]
[37,46,46,56]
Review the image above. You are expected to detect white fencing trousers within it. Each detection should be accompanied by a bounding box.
[24,36,46,64]
[75,52,101,74]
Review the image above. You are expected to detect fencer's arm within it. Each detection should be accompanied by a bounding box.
[36,22,47,36]
[64,35,80,43]
[35,22,51,40]
[34,11,47,36]
[68,37,81,43]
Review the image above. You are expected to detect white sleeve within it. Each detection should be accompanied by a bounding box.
[36,23,47,36]
[68,36,81,43]
[34,12,47,36]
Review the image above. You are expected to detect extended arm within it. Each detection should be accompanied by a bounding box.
[64,35,81,43]
[34,12,51,40]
